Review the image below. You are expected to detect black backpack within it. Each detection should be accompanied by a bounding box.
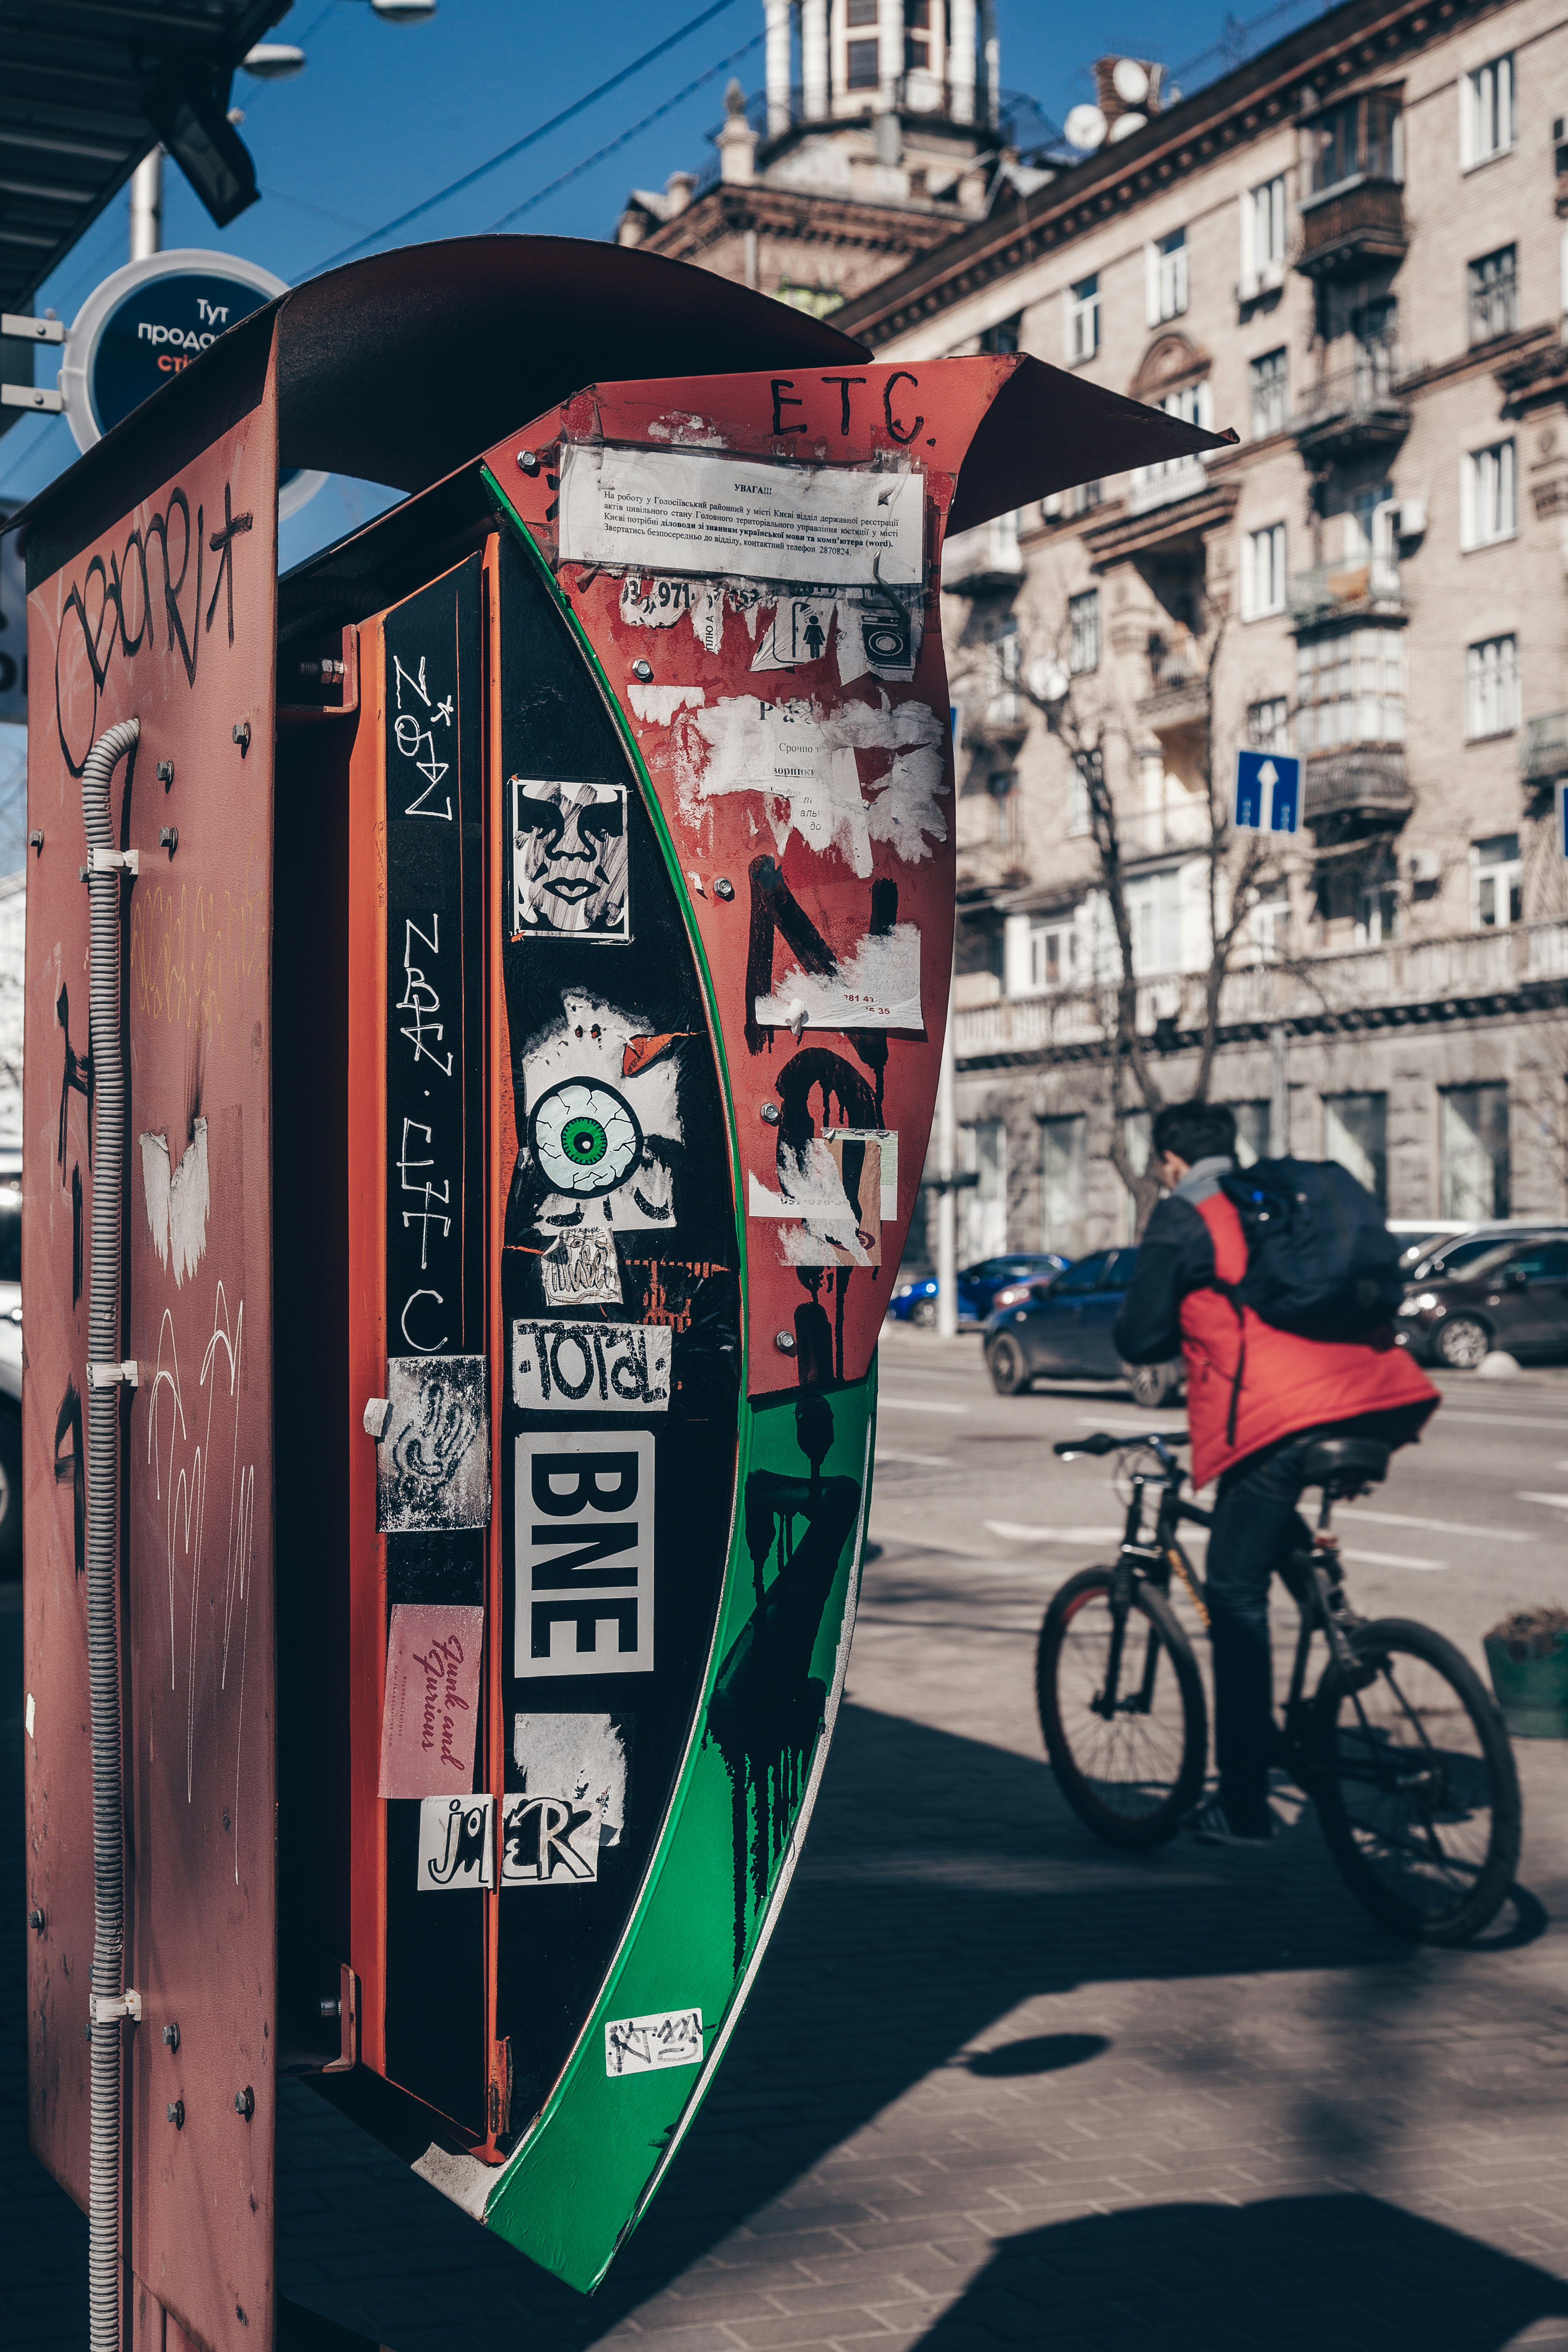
[1213,1158,1405,1441]
[1218,1156,1405,1342]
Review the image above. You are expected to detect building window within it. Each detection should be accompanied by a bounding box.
[1462,439,1518,549]
[1323,1091,1387,1206]
[1248,696,1290,752]
[1243,175,1287,290]
[1040,1115,1086,1247]
[1068,589,1100,674]
[989,771,1018,846]
[979,313,1021,356]
[1242,523,1287,620]
[1463,53,1516,168]
[1250,348,1288,438]
[1352,297,1398,392]
[1068,477,1103,516]
[1247,884,1290,962]
[1466,636,1520,739]
[1231,1101,1271,1165]
[962,1119,1007,1259]
[1126,868,1184,977]
[1472,832,1522,928]
[904,0,930,72]
[1310,90,1402,195]
[1148,228,1189,324]
[1355,862,1399,946]
[1030,917,1078,991]
[1066,274,1099,362]
[1441,1084,1509,1218]
[1297,631,1405,752]
[846,35,879,88]
[1468,245,1519,345]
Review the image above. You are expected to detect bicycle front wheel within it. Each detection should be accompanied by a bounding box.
[1036,1566,1208,1850]
[1314,1617,1522,1945]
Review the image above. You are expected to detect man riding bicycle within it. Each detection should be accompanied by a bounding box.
[1113,1101,1439,1846]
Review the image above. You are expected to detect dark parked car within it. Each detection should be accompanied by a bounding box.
[982,1245,1184,1408]
[1396,1234,1568,1368]
[890,1253,1069,1329]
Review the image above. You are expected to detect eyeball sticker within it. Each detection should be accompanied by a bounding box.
[530,1079,644,1197]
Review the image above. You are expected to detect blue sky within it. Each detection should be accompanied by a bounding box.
[0,0,1332,566]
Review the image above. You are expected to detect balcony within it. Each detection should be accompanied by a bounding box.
[1136,639,1209,731]
[952,919,1568,1064]
[1302,747,1413,843]
[1292,354,1411,463]
[1294,176,1407,279]
[1520,711,1568,786]
[968,689,1029,748]
[1290,558,1404,628]
[942,513,1023,596]
[1082,474,1239,567]
[1127,455,1209,517]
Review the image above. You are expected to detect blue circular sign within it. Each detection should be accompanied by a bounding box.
[87,268,273,438]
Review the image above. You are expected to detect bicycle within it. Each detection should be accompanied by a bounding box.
[1034,1427,1522,1945]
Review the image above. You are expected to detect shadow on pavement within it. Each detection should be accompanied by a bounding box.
[5,1573,1560,2352]
[913,2194,1568,2352]
[964,2032,1110,2077]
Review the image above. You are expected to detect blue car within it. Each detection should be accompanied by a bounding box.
[982,1245,1185,1409]
[890,1253,1070,1329]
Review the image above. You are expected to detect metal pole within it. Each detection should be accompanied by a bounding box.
[1269,1022,1289,1157]
[129,147,162,261]
[936,967,958,1338]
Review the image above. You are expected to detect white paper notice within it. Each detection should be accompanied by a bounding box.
[753,923,924,1033]
[559,446,923,588]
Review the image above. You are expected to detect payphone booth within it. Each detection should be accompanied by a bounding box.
[13,239,1219,2350]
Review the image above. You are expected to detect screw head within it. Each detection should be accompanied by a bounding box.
[712,877,735,901]
[516,447,541,475]
[163,2021,180,2050]
[156,760,174,787]
[167,2100,184,2128]
[27,830,42,854]
[159,827,178,854]
[631,660,654,684]
[235,2086,254,2119]
[774,1331,797,1353]
[27,1907,44,1932]
[760,1103,779,1124]
[232,721,251,754]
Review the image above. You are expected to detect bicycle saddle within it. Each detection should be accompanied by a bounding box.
[1299,1436,1389,1491]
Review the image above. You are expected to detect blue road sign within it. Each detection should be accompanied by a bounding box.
[1234,746,1301,834]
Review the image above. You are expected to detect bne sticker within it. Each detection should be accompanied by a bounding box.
[376,1354,491,1534]
[417,1794,495,1891]
[605,2007,703,2077]
[515,1431,654,1677]
[511,776,630,942]
[513,1319,672,1412]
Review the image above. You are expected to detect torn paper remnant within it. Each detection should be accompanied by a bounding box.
[673,693,947,876]
[753,923,923,1033]
[139,1117,209,1285]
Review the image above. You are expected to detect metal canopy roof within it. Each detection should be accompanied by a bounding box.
[0,0,288,313]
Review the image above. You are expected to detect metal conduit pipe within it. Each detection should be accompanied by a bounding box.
[82,714,139,2352]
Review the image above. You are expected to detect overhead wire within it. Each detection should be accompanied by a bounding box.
[306,0,745,273]
[485,33,764,231]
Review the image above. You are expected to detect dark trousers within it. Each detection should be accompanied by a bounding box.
[1205,1434,1317,1836]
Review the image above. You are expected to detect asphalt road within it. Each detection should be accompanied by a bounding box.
[7,1328,1568,2350]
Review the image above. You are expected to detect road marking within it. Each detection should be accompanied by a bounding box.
[986,1520,1124,1544]
[1427,1409,1568,1428]
[1337,1506,1528,1543]
[879,1395,971,1415]
[1341,1547,1447,1571]
[1074,1414,1189,1437]
[1518,1491,1568,1510]
[875,1448,950,1467]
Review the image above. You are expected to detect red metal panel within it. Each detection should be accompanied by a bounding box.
[483,357,1010,1398]
[24,355,279,2345]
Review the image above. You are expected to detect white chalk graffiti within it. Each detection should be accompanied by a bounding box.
[144,1281,256,1878]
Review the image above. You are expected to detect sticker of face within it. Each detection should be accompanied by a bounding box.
[511,777,631,942]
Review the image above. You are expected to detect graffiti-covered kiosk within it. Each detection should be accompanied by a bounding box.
[12,239,1218,2350]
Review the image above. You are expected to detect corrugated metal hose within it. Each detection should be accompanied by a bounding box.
[82,714,139,2352]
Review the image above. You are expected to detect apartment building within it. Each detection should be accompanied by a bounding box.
[832,0,1568,1261]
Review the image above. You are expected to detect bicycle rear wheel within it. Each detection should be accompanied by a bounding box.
[1036,1565,1208,1850]
[1314,1617,1522,1945]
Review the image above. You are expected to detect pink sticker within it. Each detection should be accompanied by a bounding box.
[379,1604,486,1800]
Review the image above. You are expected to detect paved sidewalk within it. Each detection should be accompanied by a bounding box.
[9,1336,1568,2349]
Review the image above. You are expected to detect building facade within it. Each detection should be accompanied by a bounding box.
[827,0,1568,1263]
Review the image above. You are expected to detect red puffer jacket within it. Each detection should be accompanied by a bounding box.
[1181,1190,1439,1487]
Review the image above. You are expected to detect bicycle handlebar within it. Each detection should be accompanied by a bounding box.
[1053,1429,1189,1459]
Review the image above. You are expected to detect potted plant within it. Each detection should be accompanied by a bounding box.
[1484,1605,1568,1738]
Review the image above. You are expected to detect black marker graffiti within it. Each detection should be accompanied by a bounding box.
[707,1395,859,1967]
[54,1380,85,1578]
[56,987,91,1173]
